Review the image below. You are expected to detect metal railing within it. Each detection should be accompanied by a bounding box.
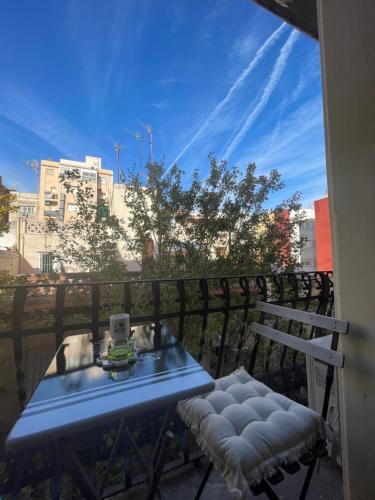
[0,271,334,404]
[0,270,334,497]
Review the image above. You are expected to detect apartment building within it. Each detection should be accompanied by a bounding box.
[293,208,317,272]
[38,156,113,222]
[0,156,115,274]
[111,183,141,272]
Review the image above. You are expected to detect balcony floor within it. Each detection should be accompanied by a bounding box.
[115,456,343,500]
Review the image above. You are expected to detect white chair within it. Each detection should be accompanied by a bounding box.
[178,301,348,499]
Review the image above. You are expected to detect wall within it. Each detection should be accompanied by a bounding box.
[299,219,316,271]
[0,250,19,273]
[317,1,375,497]
[0,221,16,249]
[17,220,59,273]
[111,184,141,272]
[314,197,332,271]
[291,208,317,271]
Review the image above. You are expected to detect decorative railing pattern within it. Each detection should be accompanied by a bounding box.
[25,221,49,234]
[0,271,334,497]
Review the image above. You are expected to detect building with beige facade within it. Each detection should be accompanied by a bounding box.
[111,183,141,272]
[0,156,116,274]
[38,156,113,222]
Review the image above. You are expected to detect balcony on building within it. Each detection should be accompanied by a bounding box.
[43,209,59,218]
[44,191,58,201]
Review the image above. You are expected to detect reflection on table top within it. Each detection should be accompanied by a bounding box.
[45,323,179,378]
[6,324,214,453]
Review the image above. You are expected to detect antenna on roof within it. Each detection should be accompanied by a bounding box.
[124,128,143,174]
[26,159,40,193]
[113,143,122,183]
[138,120,153,163]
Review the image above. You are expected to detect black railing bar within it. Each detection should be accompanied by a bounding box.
[0,271,333,290]
[0,304,248,338]
[0,293,323,317]
[0,295,322,340]
[0,295,324,339]
[0,294,323,321]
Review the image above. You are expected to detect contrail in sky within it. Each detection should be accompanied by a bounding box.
[165,22,287,176]
[221,29,300,161]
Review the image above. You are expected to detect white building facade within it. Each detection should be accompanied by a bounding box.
[294,208,317,272]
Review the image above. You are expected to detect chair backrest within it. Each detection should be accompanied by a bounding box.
[252,301,348,368]
[250,301,349,419]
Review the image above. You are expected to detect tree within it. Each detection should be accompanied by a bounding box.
[122,155,305,278]
[47,170,127,278]
[0,179,17,237]
[122,161,195,277]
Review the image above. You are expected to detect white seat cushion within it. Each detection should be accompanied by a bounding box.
[178,367,325,497]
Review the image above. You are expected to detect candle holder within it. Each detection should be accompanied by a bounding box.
[96,313,137,369]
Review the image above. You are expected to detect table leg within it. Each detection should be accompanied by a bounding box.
[146,403,176,500]
[99,419,150,494]
[9,451,28,499]
[99,419,126,494]
[57,437,101,500]
[55,404,176,500]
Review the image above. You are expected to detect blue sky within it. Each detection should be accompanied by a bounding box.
[0,0,327,207]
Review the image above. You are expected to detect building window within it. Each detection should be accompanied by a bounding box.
[19,205,34,216]
[99,176,107,185]
[300,220,315,230]
[59,166,72,177]
[46,168,54,175]
[81,170,97,182]
[39,252,53,273]
[305,239,315,248]
[67,203,79,212]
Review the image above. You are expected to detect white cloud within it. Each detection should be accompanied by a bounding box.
[230,30,259,60]
[247,96,324,170]
[222,29,300,161]
[156,78,185,85]
[203,0,230,22]
[168,1,186,32]
[0,81,99,157]
[65,2,149,111]
[0,158,32,191]
[167,22,287,174]
[150,101,169,110]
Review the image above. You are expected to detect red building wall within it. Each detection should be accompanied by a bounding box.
[314,197,333,271]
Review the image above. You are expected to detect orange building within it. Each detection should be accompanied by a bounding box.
[314,196,333,271]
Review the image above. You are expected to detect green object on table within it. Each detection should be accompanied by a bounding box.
[108,345,134,361]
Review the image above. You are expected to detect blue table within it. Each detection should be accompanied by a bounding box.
[6,324,214,499]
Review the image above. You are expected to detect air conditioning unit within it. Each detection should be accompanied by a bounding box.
[306,335,342,466]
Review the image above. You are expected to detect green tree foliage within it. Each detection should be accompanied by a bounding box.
[0,182,17,237]
[122,155,305,277]
[122,161,194,277]
[47,170,127,278]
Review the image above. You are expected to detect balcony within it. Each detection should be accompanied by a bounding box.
[0,271,343,499]
[44,192,58,201]
[45,200,58,207]
[43,210,59,218]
